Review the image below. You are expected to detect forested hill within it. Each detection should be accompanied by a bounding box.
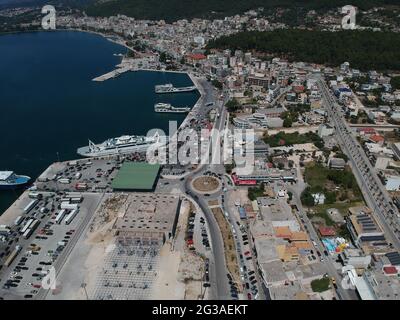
[207,29,400,71]
[85,0,398,22]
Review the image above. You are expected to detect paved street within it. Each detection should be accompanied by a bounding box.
[287,185,357,300]
[316,75,400,251]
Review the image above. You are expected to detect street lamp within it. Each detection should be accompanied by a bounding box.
[81,282,89,300]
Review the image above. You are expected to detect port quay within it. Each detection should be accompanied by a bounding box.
[0,28,224,300]
[0,70,205,223]
[0,63,210,300]
[91,61,192,82]
[91,60,206,144]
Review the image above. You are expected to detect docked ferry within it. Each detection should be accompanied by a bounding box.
[155,83,197,94]
[154,103,191,113]
[0,171,31,190]
[77,132,165,157]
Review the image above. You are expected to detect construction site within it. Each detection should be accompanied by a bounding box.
[46,192,207,300]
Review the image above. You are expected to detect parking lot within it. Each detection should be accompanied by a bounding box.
[93,240,161,300]
[0,192,101,300]
[35,157,130,194]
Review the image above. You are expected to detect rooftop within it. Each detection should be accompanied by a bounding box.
[0,171,13,181]
[113,193,181,240]
[111,162,160,191]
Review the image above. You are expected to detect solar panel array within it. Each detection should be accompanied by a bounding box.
[386,252,400,266]
[356,214,379,233]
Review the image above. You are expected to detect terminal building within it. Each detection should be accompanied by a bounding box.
[113,193,181,245]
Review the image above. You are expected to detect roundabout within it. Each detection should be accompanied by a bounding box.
[191,175,222,194]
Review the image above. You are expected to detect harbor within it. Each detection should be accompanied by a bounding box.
[0,67,212,299]
[0,31,199,215]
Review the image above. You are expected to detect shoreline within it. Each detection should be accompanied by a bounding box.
[0,28,206,217]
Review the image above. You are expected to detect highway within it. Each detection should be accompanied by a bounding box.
[316,75,400,252]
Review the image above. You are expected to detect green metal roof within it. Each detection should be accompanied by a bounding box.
[111,162,160,190]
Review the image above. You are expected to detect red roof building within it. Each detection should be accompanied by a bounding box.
[369,134,385,145]
[357,127,376,136]
[383,266,398,275]
[318,226,336,237]
[292,85,305,93]
[186,53,207,64]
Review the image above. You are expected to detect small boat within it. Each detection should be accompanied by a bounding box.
[0,171,31,190]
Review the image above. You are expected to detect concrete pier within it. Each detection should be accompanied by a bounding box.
[92,65,131,81]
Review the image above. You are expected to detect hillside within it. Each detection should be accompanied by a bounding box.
[207,29,400,71]
[85,0,398,22]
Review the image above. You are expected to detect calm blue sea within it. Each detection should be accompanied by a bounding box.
[0,30,199,214]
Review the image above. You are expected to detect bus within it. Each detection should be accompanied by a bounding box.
[0,225,11,235]
[23,199,39,214]
[55,209,67,224]
[4,245,22,267]
[23,220,40,240]
[28,192,42,199]
[75,183,88,191]
[14,216,24,226]
[65,209,79,225]
[20,218,34,234]
[70,197,83,204]
[61,202,78,210]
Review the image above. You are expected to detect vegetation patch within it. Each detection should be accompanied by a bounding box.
[208,29,400,71]
[86,1,398,23]
[211,207,240,287]
[311,277,331,292]
[248,184,265,201]
[263,131,323,148]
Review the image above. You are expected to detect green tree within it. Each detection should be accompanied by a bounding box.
[301,187,315,207]
[226,99,240,112]
[283,117,293,127]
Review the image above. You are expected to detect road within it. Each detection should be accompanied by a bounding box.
[287,185,356,300]
[180,77,233,299]
[316,75,400,251]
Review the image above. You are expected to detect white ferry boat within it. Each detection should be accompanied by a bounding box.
[154,103,191,113]
[77,132,165,157]
[155,83,197,94]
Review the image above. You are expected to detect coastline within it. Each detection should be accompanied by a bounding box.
[0,29,205,217]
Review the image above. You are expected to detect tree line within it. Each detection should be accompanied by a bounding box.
[207,29,400,71]
[84,0,397,22]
